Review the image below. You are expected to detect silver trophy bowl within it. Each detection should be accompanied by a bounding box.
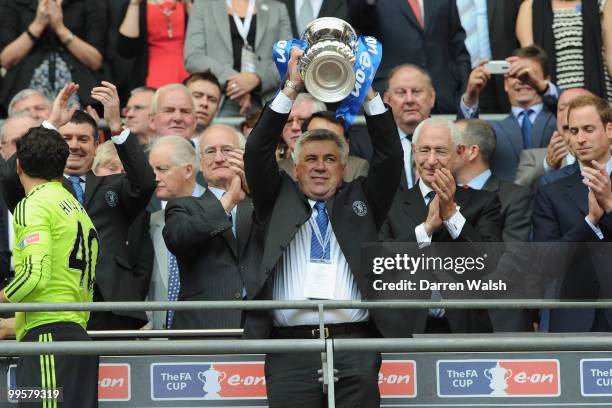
[300,17,359,103]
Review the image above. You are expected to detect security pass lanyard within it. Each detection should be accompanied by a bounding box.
[227,0,256,47]
[308,216,331,262]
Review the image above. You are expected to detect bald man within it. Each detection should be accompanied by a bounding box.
[162,125,262,329]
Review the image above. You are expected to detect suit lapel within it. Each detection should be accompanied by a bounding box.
[255,1,269,50]
[319,0,341,17]
[150,210,169,290]
[486,0,496,27]
[563,172,588,216]
[214,1,234,53]
[403,187,428,226]
[503,115,524,159]
[482,174,500,193]
[201,189,238,258]
[532,111,552,148]
[83,171,102,208]
[236,198,254,258]
[393,0,422,32]
[422,0,436,33]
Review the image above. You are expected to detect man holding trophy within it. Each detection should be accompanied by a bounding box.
[243,18,408,407]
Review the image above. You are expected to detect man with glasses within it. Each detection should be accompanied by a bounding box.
[162,124,262,329]
[124,87,156,146]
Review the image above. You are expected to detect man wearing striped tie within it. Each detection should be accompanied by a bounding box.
[243,48,405,407]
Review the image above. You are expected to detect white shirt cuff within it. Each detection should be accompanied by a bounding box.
[415,223,432,248]
[443,208,465,240]
[460,97,479,118]
[363,93,386,116]
[270,91,293,114]
[546,82,559,99]
[42,120,57,131]
[543,156,552,173]
[584,216,604,240]
[111,128,131,144]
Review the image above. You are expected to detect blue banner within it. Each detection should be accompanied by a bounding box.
[272,36,382,129]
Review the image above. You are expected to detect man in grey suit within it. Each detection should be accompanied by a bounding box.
[458,45,558,182]
[515,88,594,188]
[163,125,262,330]
[454,119,534,332]
[278,111,369,182]
[454,119,532,242]
[146,136,204,330]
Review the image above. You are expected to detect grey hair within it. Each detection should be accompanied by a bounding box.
[200,124,245,149]
[412,117,462,148]
[456,119,497,164]
[0,112,41,143]
[92,141,120,172]
[130,86,156,96]
[150,84,195,115]
[292,128,349,165]
[295,93,327,114]
[8,89,51,116]
[151,135,200,172]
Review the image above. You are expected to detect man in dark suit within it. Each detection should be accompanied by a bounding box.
[454,119,532,242]
[280,0,348,37]
[163,125,261,330]
[458,45,558,182]
[0,82,156,330]
[349,0,470,113]
[243,49,403,407]
[278,111,369,182]
[382,117,501,334]
[454,119,533,331]
[532,95,612,332]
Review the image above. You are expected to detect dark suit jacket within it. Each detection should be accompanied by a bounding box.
[163,190,263,329]
[532,171,612,331]
[243,102,405,339]
[458,110,557,182]
[280,0,348,37]
[0,132,156,326]
[483,175,532,242]
[382,185,502,333]
[348,0,470,113]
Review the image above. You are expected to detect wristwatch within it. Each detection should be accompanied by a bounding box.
[285,80,303,93]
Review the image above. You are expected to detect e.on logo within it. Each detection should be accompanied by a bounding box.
[378,360,417,398]
[98,364,131,401]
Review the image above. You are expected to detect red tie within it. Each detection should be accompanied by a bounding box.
[408,0,424,28]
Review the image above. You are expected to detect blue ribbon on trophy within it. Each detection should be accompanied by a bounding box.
[273,35,382,130]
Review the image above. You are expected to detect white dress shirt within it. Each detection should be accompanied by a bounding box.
[414,179,466,248]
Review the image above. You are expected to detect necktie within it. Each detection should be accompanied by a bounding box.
[408,0,424,28]
[297,0,315,35]
[166,251,180,329]
[310,201,330,260]
[425,190,436,206]
[521,109,534,149]
[68,175,84,205]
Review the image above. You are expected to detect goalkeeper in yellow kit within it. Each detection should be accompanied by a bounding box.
[0,126,99,408]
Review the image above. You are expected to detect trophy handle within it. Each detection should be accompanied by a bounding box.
[197,372,206,383]
[504,369,513,380]
[483,369,492,380]
[219,372,227,383]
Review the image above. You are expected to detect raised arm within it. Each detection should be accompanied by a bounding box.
[91,82,156,217]
[362,88,404,230]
